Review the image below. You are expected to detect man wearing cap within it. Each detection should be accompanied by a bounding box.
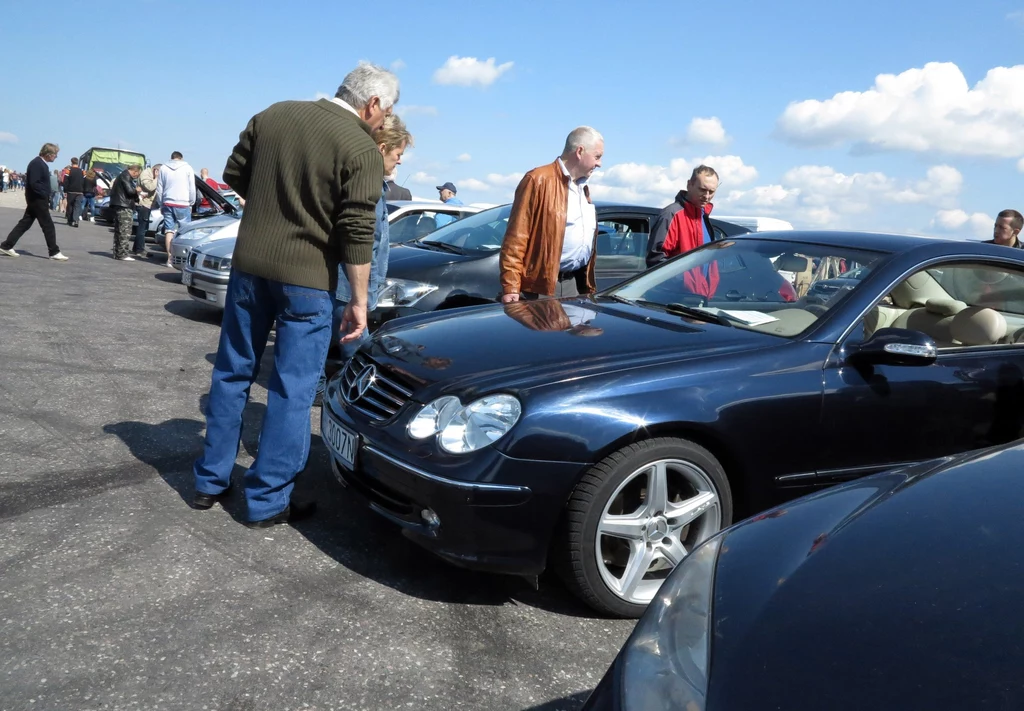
[435,181,463,226]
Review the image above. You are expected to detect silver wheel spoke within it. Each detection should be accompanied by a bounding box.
[645,462,670,516]
[660,537,689,567]
[598,513,647,541]
[618,541,656,601]
[668,490,717,531]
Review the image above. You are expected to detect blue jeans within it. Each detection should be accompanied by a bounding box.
[315,300,370,398]
[162,205,191,235]
[50,190,60,210]
[82,194,95,219]
[193,269,333,522]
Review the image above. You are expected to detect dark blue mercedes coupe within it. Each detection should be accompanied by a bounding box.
[321,231,1024,616]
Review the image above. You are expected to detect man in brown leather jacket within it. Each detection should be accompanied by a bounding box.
[500,126,604,302]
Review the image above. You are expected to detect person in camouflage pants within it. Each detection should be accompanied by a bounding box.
[108,164,142,261]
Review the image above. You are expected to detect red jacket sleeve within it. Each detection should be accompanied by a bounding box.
[663,213,684,257]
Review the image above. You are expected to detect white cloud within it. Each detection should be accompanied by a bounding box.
[401,105,438,116]
[931,209,993,238]
[456,153,472,163]
[391,59,406,71]
[314,91,331,100]
[460,178,490,191]
[433,56,514,87]
[590,155,758,206]
[1018,157,1024,173]
[685,117,728,145]
[720,163,965,229]
[409,171,439,185]
[777,62,1024,158]
[484,171,525,187]
[0,131,17,144]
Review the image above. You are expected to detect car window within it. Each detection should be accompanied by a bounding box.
[859,263,1024,348]
[389,211,447,243]
[612,239,887,338]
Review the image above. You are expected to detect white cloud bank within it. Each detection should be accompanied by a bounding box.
[0,131,17,144]
[930,209,994,239]
[433,56,513,87]
[777,62,1024,158]
[589,155,758,205]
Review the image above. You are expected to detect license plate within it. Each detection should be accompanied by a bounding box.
[182,270,193,286]
[321,412,358,470]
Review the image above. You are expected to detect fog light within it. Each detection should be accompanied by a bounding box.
[421,509,440,528]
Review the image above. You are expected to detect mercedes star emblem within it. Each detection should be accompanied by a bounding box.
[344,364,376,404]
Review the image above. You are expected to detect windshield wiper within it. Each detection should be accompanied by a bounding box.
[418,240,463,254]
[605,294,635,305]
[664,303,734,327]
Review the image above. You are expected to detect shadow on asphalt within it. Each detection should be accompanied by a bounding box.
[153,271,184,283]
[520,690,594,710]
[164,299,222,324]
[103,408,600,618]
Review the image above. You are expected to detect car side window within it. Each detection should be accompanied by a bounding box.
[860,263,1024,348]
[595,217,651,274]
[389,211,445,243]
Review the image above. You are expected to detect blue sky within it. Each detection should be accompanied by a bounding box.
[2,0,1022,238]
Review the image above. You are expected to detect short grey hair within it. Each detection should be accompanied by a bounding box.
[336,63,400,110]
[561,126,603,158]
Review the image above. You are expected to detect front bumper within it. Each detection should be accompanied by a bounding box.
[319,393,586,576]
[182,266,228,310]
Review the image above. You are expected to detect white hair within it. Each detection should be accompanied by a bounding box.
[336,63,401,110]
[561,126,603,157]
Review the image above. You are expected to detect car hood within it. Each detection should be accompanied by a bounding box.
[366,297,783,398]
[704,444,1024,709]
[178,213,239,234]
[196,237,235,259]
[175,220,240,246]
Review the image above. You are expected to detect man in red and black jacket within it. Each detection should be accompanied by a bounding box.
[650,165,720,297]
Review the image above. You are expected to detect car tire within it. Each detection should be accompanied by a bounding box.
[554,437,732,618]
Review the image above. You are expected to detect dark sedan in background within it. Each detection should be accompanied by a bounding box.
[321,231,1024,616]
[368,203,748,328]
[584,441,1024,709]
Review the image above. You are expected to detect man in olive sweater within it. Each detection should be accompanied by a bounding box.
[192,63,400,527]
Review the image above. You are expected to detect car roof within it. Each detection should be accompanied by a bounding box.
[733,229,977,254]
[386,200,482,209]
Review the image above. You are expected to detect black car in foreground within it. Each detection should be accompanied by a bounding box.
[321,231,1024,616]
[369,202,751,327]
[584,441,1024,709]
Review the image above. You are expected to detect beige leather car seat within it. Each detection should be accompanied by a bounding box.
[892,298,966,347]
[776,255,814,298]
[950,307,1007,346]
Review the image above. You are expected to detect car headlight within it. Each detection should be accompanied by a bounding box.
[620,536,722,711]
[217,257,232,272]
[376,278,438,308]
[407,394,522,453]
[407,396,462,440]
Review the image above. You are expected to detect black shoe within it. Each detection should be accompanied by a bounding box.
[243,501,317,528]
[73,221,80,228]
[192,487,232,509]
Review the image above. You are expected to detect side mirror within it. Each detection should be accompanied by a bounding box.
[847,327,937,367]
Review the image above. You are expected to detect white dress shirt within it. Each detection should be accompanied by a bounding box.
[558,158,597,272]
[329,97,360,117]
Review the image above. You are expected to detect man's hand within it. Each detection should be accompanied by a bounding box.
[501,293,520,303]
[339,302,367,343]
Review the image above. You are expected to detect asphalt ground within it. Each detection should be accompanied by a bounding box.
[0,198,635,711]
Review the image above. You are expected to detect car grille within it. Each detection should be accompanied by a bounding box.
[341,353,414,422]
[172,254,188,266]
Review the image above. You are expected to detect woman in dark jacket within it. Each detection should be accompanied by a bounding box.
[82,170,98,222]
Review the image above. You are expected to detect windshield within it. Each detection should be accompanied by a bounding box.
[610,238,889,337]
[414,204,512,254]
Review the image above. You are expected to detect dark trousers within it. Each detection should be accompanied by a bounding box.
[523,269,582,299]
[133,205,151,253]
[2,198,61,256]
[65,193,83,224]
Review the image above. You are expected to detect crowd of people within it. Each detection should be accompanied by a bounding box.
[0,167,25,192]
